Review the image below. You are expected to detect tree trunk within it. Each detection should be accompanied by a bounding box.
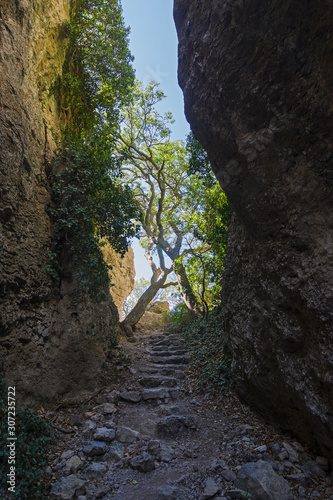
[121,275,168,334]
[174,262,199,316]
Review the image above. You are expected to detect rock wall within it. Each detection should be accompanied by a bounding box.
[174,0,333,460]
[0,0,119,407]
[102,243,135,317]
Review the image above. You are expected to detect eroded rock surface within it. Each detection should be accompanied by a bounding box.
[174,0,333,460]
[101,243,135,316]
[0,0,119,406]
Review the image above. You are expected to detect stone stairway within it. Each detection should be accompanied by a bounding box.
[47,330,333,500]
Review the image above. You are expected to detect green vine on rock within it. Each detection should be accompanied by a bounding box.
[47,138,140,300]
[52,0,135,134]
[47,0,140,300]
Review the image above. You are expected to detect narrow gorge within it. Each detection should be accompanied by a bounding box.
[0,0,332,498]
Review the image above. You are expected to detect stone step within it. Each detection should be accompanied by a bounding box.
[138,367,187,379]
[149,345,185,352]
[140,363,188,372]
[147,350,187,357]
[142,388,170,400]
[160,369,186,380]
[138,376,178,388]
[150,355,190,365]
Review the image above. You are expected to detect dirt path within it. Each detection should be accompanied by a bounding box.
[46,329,333,499]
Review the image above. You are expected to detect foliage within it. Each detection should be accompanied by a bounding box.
[0,379,52,499]
[48,139,140,300]
[114,81,231,318]
[47,1,140,299]
[116,81,207,315]
[53,0,134,133]
[168,301,191,325]
[186,131,215,186]
[183,181,232,310]
[171,310,232,392]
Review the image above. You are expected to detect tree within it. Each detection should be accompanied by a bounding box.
[110,81,231,332]
[183,132,231,311]
[113,82,205,332]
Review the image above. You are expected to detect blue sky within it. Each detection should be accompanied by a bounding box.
[121,0,190,278]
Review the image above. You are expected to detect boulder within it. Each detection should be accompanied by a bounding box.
[130,452,155,472]
[50,475,86,500]
[93,427,116,442]
[116,426,139,444]
[235,460,293,500]
[82,441,107,457]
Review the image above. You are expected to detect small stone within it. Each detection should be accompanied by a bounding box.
[63,455,83,475]
[54,459,66,471]
[85,484,110,499]
[96,394,109,404]
[61,450,75,460]
[82,441,108,457]
[157,414,197,436]
[148,440,161,456]
[130,452,155,472]
[84,420,97,430]
[119,391,141,403]
[235,460,293,499]
[70,414,83,427]
[116,426,139,444]
[298,486,306,497]
[93,427,116,442]
[255,445,268,453]
[84,463,107,480]
[271,443,280,454]
[282,442,299,463]
[106,391,120,403]
[50,475,86,500]
[278,450,289,461]
[156,485,183,499]
[170,389,180,399]
[105,440,125,462]
[203,477,221,499]
[160,445,175,462]
[221,469,237,482]
[103,403,117,415]
[238,424,253,433]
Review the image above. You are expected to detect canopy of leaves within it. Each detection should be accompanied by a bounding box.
[115,81,231,313]
[54,0,134,134]
[186,131,215,186]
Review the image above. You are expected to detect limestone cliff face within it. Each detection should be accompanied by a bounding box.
[174,1,333,459]
[0,0,119,406]
[102,243,135,317]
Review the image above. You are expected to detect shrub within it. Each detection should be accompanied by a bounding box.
[0,379,52,499]
[173,309,232,392]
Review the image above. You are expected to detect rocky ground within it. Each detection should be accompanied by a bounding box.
[41,329,333,499]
